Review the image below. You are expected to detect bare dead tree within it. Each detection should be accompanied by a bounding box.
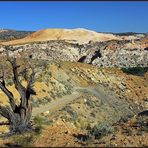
[0,46,36,134]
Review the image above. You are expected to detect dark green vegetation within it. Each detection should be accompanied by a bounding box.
[113,32,145,36]
[121,67,148,76]
[0,29,34,41]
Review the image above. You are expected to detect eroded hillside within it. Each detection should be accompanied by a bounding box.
[0,59,147,146]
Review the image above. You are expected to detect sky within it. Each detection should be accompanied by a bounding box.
[0,2,148,33]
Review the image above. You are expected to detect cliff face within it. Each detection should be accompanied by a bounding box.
[0,38,147,68]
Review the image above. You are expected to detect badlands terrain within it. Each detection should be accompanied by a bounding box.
[0,28,148,68]
[0,28,147,147]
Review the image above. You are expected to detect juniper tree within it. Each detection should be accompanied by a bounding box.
[0,46,36,134]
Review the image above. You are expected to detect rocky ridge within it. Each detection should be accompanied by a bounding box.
[0,37,147,67]
[1,28,121,45]
[0,29,33,41]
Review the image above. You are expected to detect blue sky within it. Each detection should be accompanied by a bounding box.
[0,2,148,33]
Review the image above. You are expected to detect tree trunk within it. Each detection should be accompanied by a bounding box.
[9,115,31,134]
[0,46,36,134]
[9,103,33,134]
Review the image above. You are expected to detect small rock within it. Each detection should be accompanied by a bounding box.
[65,130,71,134]
[84,99,87,103]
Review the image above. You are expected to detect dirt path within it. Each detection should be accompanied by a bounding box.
[32,91,80,117]
[0,86,109,121]
[0,85,132,121]
[32,85,122,117]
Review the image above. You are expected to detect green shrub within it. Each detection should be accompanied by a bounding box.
[34,115,53,126]
[121,67,148,76]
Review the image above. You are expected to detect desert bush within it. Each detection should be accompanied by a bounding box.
[86,99,94,108]
[34,115,53,125]
[35,98,50,105]
[10,133,35,147]
[33,116,44,133]
[136,116,148,134]
[63,106,78,122]
[90,112,96,118]
[9,119,44,147]
[44,96,52,103]
[89,123,114,139]
[33,115,53,134]
[75,118,89,130]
